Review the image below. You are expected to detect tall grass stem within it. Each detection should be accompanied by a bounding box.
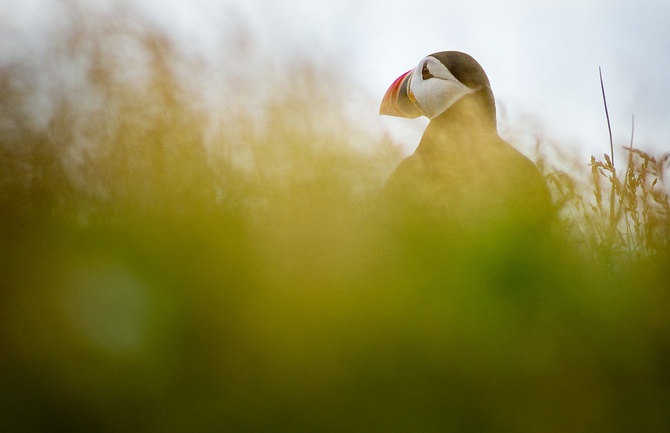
[599,67,617,240]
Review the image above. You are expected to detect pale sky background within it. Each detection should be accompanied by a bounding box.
[2,0,669,162]
[234,0,670,159]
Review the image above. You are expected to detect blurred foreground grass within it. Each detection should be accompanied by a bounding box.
[2,15,670,433]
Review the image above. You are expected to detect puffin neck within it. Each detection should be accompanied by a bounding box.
[417,90,498,154]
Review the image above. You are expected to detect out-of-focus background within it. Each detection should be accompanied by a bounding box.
[3,0,669,156]
[1,1,669,432]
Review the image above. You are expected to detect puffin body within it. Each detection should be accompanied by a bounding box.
[380,51,551,233]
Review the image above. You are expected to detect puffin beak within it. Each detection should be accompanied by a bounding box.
[379,69,422,118]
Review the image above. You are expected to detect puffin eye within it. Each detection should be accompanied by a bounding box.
[422,62,433,80]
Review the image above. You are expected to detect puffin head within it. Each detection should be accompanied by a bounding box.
[380,51,496,127]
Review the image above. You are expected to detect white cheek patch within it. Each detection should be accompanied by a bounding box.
[408,58,475,119]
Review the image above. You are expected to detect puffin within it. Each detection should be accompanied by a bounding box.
[379,51,551,236]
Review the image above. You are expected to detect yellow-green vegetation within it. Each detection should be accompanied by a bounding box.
[1,21,669,433]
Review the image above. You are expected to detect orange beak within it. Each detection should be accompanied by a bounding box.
[379,69,422,118]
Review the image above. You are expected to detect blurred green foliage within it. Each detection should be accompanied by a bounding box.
[1,10,670,433]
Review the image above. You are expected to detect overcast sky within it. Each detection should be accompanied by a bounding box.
[2,0,668,160]
[232,0,670,157]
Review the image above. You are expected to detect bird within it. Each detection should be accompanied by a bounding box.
[379,51,552,238]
